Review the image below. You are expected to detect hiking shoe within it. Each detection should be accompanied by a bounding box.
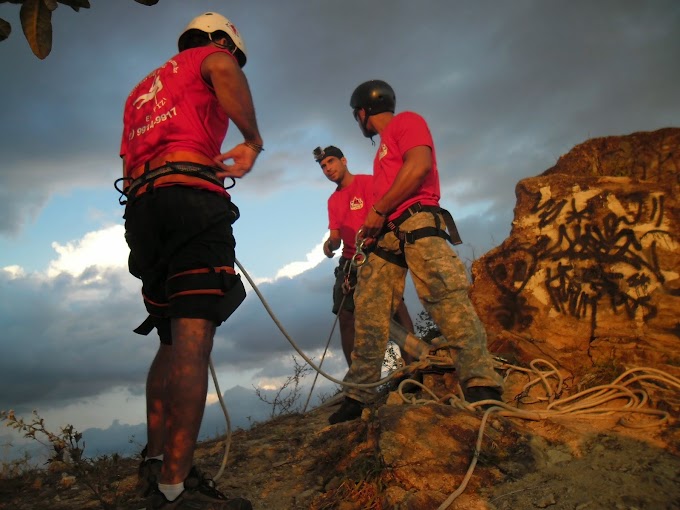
[138,457,163,497]
[328,397,363,424]
[146,467,252,509]
[464,386,503,409]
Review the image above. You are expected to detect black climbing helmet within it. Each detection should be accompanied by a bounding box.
[349,80,396,117]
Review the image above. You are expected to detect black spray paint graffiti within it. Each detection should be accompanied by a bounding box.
[486,190,673,338]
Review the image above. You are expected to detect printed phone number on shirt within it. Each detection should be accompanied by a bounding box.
[128,106,178,140]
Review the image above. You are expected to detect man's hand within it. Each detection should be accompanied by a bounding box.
[360,208,387,240]
[213,143,259,179]
[323,240,335,258]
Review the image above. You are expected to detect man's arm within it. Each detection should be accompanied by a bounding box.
[361,145,432,238]
[202,52,263,179]
[324,229,342,258]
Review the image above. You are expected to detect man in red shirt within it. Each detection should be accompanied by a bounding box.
[119,12,260,509]
[330,80,504,424]
[316,146,416,367]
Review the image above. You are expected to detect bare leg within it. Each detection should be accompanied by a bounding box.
[146,343,171,457]
[160,317,216,485]
[338,309,355,367]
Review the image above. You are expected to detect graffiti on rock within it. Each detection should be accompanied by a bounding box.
[487,186,675,337]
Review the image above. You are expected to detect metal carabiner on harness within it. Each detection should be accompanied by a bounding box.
[351,228,368,269]
[341,273,353,295]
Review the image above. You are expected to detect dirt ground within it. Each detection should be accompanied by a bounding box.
[2,402,679,509]
[1,382,679,509]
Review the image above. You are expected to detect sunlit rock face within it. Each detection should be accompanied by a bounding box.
[471,128,680,375]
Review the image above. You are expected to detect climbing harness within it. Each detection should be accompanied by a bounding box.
[114,161,235,205]
[385,201,462,246]
[132,265,246,338]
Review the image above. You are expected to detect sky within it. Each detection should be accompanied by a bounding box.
[1,0,678,460]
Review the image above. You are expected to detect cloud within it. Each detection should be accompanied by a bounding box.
[273,235,328,280]
[47,225,128,278]
[0,223,348,419]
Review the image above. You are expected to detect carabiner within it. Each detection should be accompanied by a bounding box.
[351,228,368,268]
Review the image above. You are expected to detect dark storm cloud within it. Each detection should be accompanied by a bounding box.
[2,1,678,235]
[0,267,152,411]
[0,259,348,415]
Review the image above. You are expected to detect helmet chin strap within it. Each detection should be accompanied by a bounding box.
[360,113,377,144]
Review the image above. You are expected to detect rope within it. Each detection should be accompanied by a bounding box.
[302,242,365,412]
[391,362,680,510]
[208,358,231,481]
[210,256,408,480]
[233,257,408,391]
[301,292,345,413]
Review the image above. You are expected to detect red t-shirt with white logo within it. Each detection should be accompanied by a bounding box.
[328,174,373,259]
[372,111,441,220]
[120,46,237,194]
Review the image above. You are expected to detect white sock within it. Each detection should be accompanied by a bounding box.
[145,454,164,462]
[158,482,184,502]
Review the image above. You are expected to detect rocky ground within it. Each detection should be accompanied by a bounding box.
[1,370,679,510]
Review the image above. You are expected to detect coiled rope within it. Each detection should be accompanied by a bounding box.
[391,360,680,510]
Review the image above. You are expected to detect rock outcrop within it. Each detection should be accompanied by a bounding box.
[470,128,680,377]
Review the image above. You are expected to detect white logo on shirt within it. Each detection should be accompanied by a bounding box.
[378,143,388,160]
[350,197,364,210]
[133,74,166,110]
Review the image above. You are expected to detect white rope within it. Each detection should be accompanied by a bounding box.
[404,362,680,510]
[208,358,231,481]
[234,257,409,390]
[210,257,408,479]
[301,266,351,413]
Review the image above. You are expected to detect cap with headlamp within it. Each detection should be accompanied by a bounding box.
[313,145,344,164]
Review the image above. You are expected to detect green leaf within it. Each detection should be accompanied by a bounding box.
[134,0,160,5]
[20,0,52,59]
[0,18,11,41]
[57,0,90,11]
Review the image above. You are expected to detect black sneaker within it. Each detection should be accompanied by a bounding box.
[328,397,364,425]
[464,386,503,410]
[138,457,163,497]
[138,446,163,497]
[146,467,252,509]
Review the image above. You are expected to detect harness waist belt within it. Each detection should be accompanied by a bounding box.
[122,162,223,202]
[386,202,462,245]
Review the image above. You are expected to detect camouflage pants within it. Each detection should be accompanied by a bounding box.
[343,211,504,403]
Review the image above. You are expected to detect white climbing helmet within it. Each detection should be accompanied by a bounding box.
[178,12,247,67]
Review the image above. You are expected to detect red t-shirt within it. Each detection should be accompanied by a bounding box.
[120,46,236,194]
[328,174,373,259]
[372,111,441,220]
